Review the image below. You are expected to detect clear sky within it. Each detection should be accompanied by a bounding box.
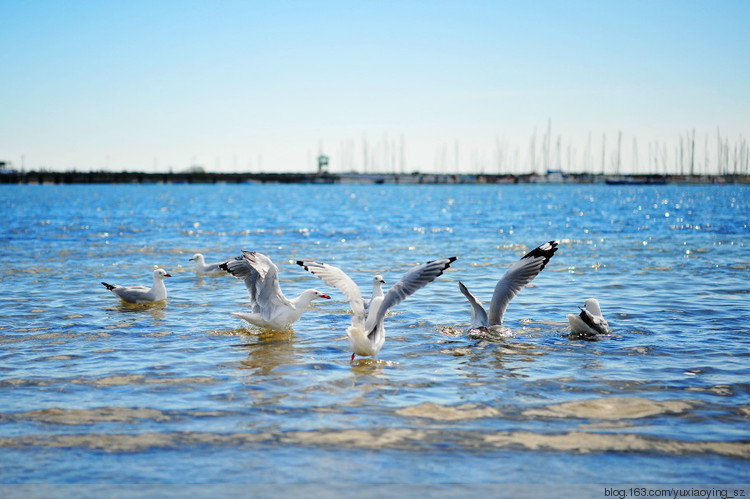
[1,0,748,175]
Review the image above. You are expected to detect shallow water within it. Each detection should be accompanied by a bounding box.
[0,183,748,486]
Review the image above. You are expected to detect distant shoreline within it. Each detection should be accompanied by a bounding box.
[1,170,748,185]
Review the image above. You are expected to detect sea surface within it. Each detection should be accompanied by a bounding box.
[0,183,748,493]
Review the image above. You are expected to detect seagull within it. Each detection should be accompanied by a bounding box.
[189,253,225,274]
[365,274,385,310]
[101,268,171,304]
[567,298,610,337]
[221,251,330,330]
[458,241,558,331]
[297,257,457,360]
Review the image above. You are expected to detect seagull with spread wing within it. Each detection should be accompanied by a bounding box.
[297,257,457,360]
[220,251,330,330]
[458,241,558,331]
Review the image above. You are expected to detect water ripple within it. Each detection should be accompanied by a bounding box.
[1,183,749,483]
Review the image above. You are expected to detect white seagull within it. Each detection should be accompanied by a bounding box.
[221,251,330,330]
[458,241,558,331]
[189,253,225,274]
[567,298,610,337]
[101,268,171,304]
[297,257,457,361]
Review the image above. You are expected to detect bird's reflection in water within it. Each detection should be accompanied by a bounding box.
[348,357,395,376]
[466,325,514,342]
[112,301,168,321]
[565,330,602,342]
[190,274,227,292]
[237,328,298,376]
[436,323,548,380]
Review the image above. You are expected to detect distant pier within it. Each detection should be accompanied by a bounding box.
[0,170,747,185]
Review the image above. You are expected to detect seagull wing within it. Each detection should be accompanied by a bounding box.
[241,250,274,280]
[487,240,558,326]
[369,257,457,334]
[220,255,261,302]
[242,252,292,320]
[297,260,365,329]
[113,286,151,302]
[580,308,610,335]
[458,281,489,328]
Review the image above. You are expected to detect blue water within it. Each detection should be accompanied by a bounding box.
[0,183,748,487]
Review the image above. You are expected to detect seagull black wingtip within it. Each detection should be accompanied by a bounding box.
[521,241,559,271]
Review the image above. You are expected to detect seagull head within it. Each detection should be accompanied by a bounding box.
[189,253,202,262]
[373,274,385,285]
[582,298,602,316]
[154,268,172,279]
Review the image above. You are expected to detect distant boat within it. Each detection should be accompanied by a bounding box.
[531,170,565,183]
[605,176,666,185]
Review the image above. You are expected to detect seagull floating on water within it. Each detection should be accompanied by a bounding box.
[297,257,457,361]
[458,241,558,331]
[220,251,330,330]
[189,253,225,275]
[567,298,610,337]
[101,268,171,304]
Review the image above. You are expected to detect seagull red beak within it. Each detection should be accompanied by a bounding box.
[321,294,331,299]
[164,273,172,277]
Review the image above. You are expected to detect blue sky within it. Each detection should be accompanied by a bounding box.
[1,1,748,174]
